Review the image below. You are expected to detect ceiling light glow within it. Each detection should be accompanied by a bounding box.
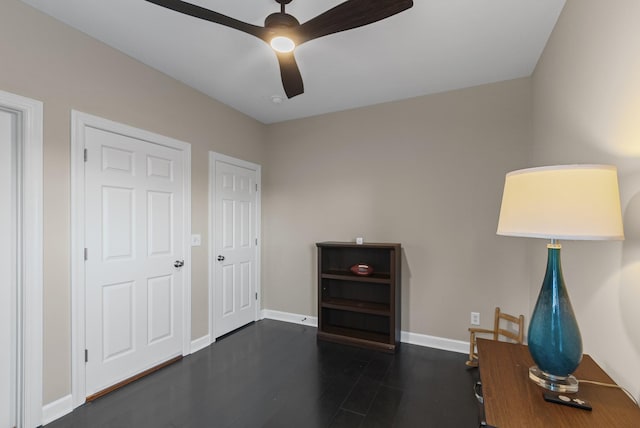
[270,36,295,53]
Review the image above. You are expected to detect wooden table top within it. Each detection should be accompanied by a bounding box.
[477,339,640,427]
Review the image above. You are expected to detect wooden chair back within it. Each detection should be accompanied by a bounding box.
[491,307,524,343]
[466,307,524,367]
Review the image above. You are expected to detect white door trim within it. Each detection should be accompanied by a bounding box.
[0,90,43,428]
[208,152,261,342]
[71,111,192,408]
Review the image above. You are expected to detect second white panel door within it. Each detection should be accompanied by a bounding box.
[213,158,258,338]
[84,126,184,397]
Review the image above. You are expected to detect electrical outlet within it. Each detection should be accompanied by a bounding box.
[471,312,480,326]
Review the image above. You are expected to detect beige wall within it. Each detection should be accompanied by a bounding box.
[263,78,533,341]
[532,0,640,397]
[1,0,265,404]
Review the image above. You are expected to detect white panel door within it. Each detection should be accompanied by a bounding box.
[213,159,258,338]
[0,109,16,428]
[84,126,184,396]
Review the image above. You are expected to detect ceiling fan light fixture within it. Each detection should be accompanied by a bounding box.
[270,36,295,53]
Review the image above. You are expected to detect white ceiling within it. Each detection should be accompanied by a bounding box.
[20,0,565,124]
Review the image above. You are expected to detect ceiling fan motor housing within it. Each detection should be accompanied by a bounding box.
[264,12,300,30]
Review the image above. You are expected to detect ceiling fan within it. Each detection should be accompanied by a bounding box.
[145,0,414,99]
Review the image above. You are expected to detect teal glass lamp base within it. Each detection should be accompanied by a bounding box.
[527,242,583,393]
[529,366,579,393]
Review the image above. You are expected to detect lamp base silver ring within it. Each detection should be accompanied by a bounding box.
[528,366,579,393]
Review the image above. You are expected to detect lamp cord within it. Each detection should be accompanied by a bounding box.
[578,379,639,407]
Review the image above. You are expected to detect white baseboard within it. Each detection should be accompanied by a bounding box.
[42,394,73,426]
[190,334,211,354]
[262,309,468,354]
[400,330,468,354]
[261,309,318,327]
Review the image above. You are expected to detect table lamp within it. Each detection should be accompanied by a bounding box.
[496,165,624,392]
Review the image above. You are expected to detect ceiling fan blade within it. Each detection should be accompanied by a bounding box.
[145,0,269,40]
[275,52,304,98]
[297,0,413,45]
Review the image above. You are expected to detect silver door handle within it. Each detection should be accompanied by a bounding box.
[217,255,225,261]
[174,260,184,268]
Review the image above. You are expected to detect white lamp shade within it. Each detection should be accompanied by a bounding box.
[497,165,624,240]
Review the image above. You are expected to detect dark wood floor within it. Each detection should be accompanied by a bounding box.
[46,320,480,427]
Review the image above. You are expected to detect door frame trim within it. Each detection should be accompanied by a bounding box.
[208,152,262,341]
[70,111,192,408]
[0,90,43,428]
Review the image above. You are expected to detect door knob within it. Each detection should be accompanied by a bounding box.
[217,255,225,261]
[174,260,184,268]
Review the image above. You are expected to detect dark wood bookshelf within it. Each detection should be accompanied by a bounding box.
[320,271,392,283]
[321,298,390,316]
[318,325,391,350]
[316,242,401,353]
